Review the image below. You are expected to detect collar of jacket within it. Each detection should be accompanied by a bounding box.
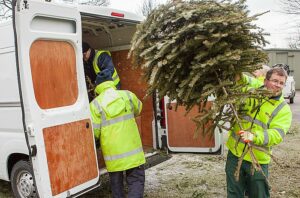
[270,93,282,101]
[95,81,116,95]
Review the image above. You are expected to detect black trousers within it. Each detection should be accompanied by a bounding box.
[109,165,145,198]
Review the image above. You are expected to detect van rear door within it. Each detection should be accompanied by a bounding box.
[161,96,223,153]
[13,0,99,197]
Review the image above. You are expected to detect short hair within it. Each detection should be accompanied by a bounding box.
[265,67,288,80]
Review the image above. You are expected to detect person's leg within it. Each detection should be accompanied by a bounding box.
[248,164,270,198]
[109,171,125,198]
[126,165,145,198]
[226,151,246,198]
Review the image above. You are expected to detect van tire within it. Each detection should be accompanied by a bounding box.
[10,160,38,198]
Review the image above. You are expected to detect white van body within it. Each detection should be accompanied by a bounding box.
[0,1,222,197]
[283,76,296,103]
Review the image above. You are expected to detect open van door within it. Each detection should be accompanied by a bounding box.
[13,0,99,197]
[160,96,223,153]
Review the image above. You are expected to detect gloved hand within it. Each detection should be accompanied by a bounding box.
[238,130,255,143]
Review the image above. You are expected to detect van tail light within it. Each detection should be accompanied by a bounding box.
[159,97,166,129]
[111,12,124,18]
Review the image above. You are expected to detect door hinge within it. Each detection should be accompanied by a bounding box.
[17,0,29,11]
[26,125,35,137]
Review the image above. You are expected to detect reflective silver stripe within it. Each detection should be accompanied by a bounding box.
[92,100,106,121]
[263,129,269,146]
[242,115,267,129]
[267,101,287,127]
[248,76,252,84]
[92,122,101,129]
[102,113,134,127]
[137,101,141,113]
[274,128,285,139]
[125,91,134,112]
[113,73,119,81]
[104,147,143,161]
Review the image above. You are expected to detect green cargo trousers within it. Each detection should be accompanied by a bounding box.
[225,151,270,198]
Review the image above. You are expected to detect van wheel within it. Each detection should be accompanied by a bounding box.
[10,160,38,198]
[290,97,294,104]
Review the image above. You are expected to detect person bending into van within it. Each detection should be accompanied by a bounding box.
[82,42,121,90]
[252,64,270,83]
[226,67,292,198]
[90,69,145,198]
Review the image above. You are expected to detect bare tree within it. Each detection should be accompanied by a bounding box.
[280,0,300,48]
[141,0,156,17]
[0,0,12,19]
[140,0,160,17]
[280,0,300,15]
[80,0,109,6]
[0,0,109,21]
[287,28,300,49]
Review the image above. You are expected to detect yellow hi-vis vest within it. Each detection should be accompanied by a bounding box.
[93,50,120,87]
[90,81,145,172]
[226,75,292,164]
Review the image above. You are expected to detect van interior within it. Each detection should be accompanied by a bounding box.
[80,12,157,169]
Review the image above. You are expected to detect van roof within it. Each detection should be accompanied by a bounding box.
[78,5,144,23]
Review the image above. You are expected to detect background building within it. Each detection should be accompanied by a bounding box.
[265,48,299,89]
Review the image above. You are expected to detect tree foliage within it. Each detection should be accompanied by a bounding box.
[129,0,269,136]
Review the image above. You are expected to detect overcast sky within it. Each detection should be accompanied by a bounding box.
[108,0,300,49]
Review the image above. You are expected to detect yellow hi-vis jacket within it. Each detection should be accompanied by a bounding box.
[93,50,120,87]
[90,81,145,172]
[226,75,292,164]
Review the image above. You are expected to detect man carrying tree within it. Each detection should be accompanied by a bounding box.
[225,67,292,198]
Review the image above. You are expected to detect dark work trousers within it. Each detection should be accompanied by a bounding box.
[109,165,145,198]
[226,151,269,198]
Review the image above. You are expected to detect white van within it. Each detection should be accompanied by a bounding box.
[0,0,222,197]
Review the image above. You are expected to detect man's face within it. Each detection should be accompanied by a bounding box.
[264,73,286,96]
[83,48,91,62]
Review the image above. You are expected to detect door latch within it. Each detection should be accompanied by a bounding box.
[31,145,37,157]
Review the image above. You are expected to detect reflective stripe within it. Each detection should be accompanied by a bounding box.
[102,113,134,127]
[263,129,269,146]
[242,115,267,129]
[92,100,106,121]
[92,122,101,129]
[104,147,143,161]
[112,73,119,81]
[125,91,134,112]
[267,101,287,127]
[274,128,285,139]
[137,101,141,113]
[248,76,252,85]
